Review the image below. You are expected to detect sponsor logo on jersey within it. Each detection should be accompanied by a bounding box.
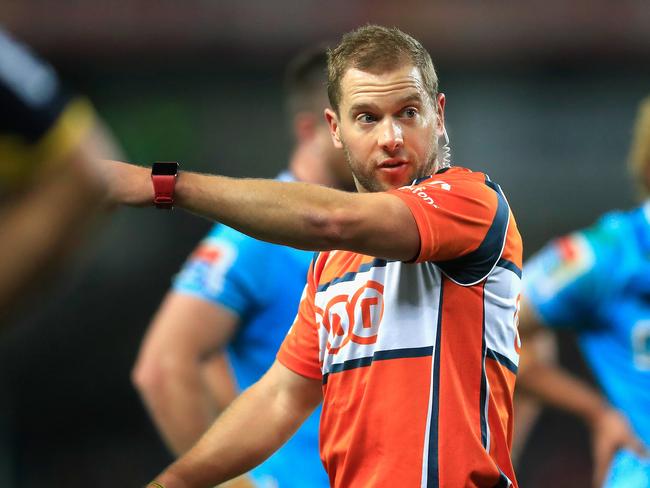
[400,180,452,208]
[316,280,385,354]
[536,234,595,299]
[188,237,237,295]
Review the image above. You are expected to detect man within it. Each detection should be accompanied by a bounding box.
[0,27,117,318]
[517,96,650,487]
[105,25,522,487]
[132,47,353,488]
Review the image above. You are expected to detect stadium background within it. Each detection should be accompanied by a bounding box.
[1,1,650,486]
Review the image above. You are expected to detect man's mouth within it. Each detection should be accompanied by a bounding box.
[378,159,408,169]
[378,159,409,174]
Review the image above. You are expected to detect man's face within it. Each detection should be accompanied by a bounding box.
[325,63,445,193]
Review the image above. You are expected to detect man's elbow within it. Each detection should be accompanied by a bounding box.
[305,206,359,250]
[131,353,163,400]
[132,350,186,402]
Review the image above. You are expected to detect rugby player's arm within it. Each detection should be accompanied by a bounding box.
[518,297,618,426]
[0,126,114,318]
[201,354,240,415]
[148,360,322,488]
[104,161,420,261]
[517,297,647,486]
[133,293,239,455]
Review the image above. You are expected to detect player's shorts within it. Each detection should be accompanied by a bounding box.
[603,449,650,488]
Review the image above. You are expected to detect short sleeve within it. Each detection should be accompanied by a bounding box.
[0,29,95,187]
[390,174,510,285]
[523,232,604,329]
[173,224,274,318]
[277,260,322,380]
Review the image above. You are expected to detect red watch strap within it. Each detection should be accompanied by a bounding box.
[152,174,176,209]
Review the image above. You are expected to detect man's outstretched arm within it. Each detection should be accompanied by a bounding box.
[103,161,420,261]
[148,360,323,488]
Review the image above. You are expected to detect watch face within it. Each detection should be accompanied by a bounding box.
[152,162,178,176]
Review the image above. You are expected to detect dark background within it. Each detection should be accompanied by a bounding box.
[1,1,650,486]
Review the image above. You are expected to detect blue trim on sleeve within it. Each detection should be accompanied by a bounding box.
[435,176,510,286]
[496,258,522,278]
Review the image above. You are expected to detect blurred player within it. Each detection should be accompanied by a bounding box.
[132,47,353,488]
[518,96,650,487]
[104,25,522,488]
[0,27,118,318]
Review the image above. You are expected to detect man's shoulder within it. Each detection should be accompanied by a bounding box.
[406,166,498,196]
[581,206,643,258]
[526,208,634,293]
[411,166,483,183]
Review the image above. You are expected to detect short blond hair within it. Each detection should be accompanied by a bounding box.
[327,25,438,113]
[629,96,650,198]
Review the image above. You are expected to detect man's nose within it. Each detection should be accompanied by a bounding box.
[379,119,403,153]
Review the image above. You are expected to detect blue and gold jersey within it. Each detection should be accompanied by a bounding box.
[0,28,95,189]
[524,203,650,485]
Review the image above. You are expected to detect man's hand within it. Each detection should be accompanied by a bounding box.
[146,474,255,488]
[101,160,152,207]
[590,407,648,488]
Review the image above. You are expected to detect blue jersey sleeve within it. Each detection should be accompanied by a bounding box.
[523,227,616,329]
[172,224,276,318]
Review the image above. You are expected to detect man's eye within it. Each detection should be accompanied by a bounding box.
[358,114,376,123]
[403,108,418,118]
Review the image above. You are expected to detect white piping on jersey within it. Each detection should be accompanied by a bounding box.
[420,338,437,488]
[440,195,511,288]
[482,351,492,453]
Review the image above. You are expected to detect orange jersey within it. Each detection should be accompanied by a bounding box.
[278,167,523,488]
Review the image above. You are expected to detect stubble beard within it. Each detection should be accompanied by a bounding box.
[342,137,439,193]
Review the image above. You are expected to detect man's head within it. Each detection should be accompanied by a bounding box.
[629,96,650,199]
[284,46,354,190]
[324,25,446,193]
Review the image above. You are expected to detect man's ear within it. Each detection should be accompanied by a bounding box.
[293,112,318,143]
[324,108,343,149]
[436,93,446,137]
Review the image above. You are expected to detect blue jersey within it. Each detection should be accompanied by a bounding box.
[173,173,328,488]
[524,202,650,486]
